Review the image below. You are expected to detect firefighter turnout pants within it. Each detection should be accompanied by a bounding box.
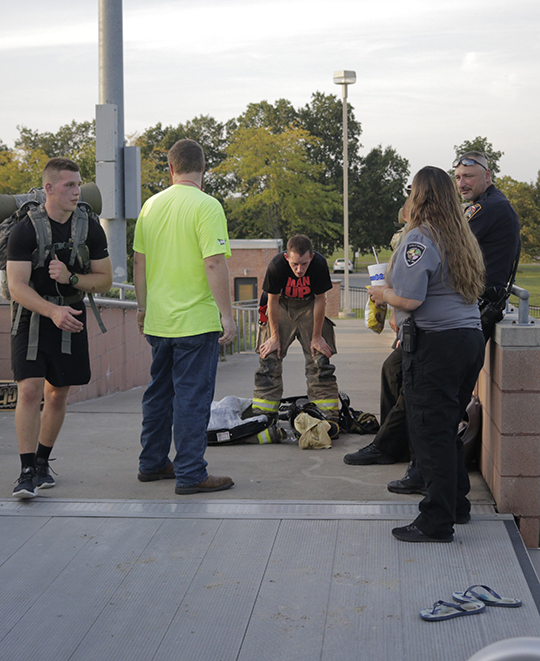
[253,297,339,418]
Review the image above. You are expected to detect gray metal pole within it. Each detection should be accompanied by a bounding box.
[98,0,127,282]
[341,84,351,315]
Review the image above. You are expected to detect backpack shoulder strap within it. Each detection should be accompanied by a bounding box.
[26,203,53,268]
[70,202,107,335]
[69,203,91,268]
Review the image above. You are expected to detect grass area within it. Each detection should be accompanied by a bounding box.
[511,263,540,307]
[328,250,540,307]
[327,249,393,272]
[101,287,137,301]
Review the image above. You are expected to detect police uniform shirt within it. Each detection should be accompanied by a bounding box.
[388,227,481,332]
[465,184,520,290]
[263,251,332,303]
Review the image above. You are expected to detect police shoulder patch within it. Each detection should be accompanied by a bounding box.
[404,242,426,267]
[464,203,482,221]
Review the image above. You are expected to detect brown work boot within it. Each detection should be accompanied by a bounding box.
[175,474,234,495]
[138,462,175,482]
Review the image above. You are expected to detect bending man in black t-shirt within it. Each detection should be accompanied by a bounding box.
[252,234,339,420]
[7,157,113,499]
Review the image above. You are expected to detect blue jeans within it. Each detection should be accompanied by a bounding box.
[139,332,220,487]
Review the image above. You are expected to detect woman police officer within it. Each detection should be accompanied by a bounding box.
[370,166,485,543]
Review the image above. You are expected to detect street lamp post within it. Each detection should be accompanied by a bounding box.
[333,70,356,318]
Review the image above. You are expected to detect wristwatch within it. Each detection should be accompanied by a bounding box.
[69,272,79,286]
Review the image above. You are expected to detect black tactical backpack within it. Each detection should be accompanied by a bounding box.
[0,188,106,359]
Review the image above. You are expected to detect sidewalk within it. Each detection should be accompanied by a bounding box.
[0,319,493,504]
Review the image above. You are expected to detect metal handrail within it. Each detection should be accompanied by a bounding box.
[109,282,135,300]
[101,284,536,357]
[342,284,536,325]
[510,284,530,325]
[220,299,259,356]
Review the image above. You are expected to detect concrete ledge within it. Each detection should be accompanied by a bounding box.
[494,314,539,347]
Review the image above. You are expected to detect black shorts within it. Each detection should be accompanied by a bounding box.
[11,306,91,387]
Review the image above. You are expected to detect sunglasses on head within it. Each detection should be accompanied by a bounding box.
[452,157,487,170]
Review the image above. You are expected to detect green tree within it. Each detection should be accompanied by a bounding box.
[298,92,362,185]
[498,174,540,261]
[453,137,503,177]
[349,145,410,254]
[0,148,49,194]
[216,126,342,251]
[232,93,363,187]
[233,99,298,134]
[15,120,96,181]
[135,115,228,203]
[229,95,409,256]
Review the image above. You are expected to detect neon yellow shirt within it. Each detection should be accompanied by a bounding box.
[133,184,230,337]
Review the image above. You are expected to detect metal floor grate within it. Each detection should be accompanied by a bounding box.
[0,497,499,519]
[0,499,537,661]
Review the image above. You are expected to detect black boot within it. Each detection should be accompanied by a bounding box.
[344,442,396,465]
[387,461,427,495]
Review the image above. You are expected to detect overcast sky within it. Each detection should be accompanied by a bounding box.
[2,0,539,183]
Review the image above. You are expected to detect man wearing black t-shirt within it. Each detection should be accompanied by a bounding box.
[252,234,339,419]
[7,158,112,499]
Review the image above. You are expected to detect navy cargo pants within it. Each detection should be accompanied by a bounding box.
[403,327,485,538]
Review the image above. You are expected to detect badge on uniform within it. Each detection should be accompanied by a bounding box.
[464,203,482,221]
[404,242,426,267]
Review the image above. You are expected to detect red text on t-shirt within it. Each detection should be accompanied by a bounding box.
[285,276,311,298]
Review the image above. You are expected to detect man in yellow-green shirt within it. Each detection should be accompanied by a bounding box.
[133,139,236,494]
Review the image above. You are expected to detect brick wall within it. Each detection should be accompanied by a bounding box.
[228,239,341,317]
[67,302,151,404]
[326,280,341,318]
[0,300,151,404]
[478,313,540,548]
[228,239,282,300]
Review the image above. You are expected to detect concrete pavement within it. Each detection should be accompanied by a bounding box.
[0,319,493,505]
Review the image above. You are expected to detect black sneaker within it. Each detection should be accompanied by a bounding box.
[13,467,37,499]
[36,457,56,489]
[392,524,453,543]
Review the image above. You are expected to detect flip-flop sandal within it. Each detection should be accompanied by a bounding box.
[452,584,522,608]
[419,599,486,621]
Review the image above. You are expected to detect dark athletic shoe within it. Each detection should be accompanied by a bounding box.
[36,457,56,489]
[344,443,396,465]
[392,524,453,543]
[387,475,427,496]
[175,475,234,495]
[138,462,175,482]
[13,467,37,499]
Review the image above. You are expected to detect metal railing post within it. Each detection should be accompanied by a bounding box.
[511,285,530,325]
